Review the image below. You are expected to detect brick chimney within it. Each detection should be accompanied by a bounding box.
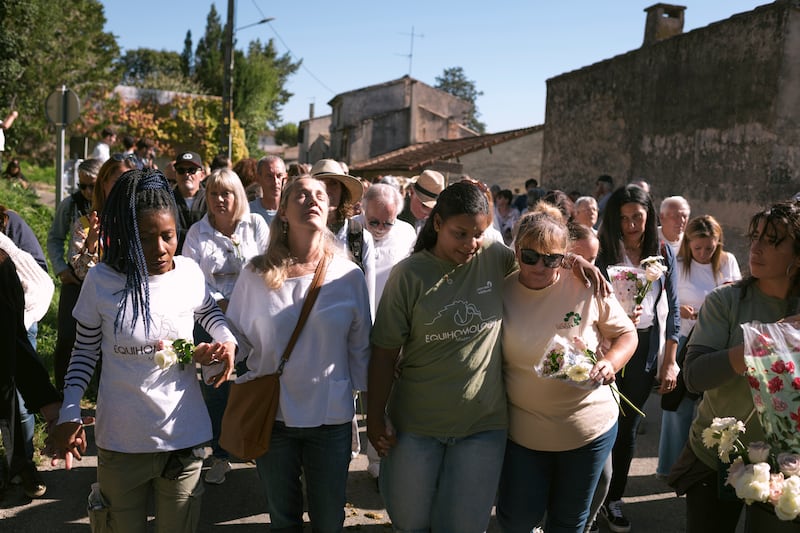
[643,4,686,46]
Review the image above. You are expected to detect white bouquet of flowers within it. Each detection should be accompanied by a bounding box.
[536,335,644,416]
[703,416,800,521]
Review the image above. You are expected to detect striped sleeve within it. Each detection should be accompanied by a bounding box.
[58,321,102,424]
[195,293,236,344]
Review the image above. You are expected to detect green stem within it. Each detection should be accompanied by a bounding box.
[611,383,646,417]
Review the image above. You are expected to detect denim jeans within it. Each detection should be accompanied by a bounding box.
[496,423,618,533]
[255,421,352,533]
[657,396,697,477]
[379,428,507,533]
[607,329,657,502]
[12,323,38,468]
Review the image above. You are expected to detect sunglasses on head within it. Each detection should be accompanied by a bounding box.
[368,219,394,228]
[78,183,94,191]
[520,249,564,268]
[175,166,199,175]
[110,153,136,162]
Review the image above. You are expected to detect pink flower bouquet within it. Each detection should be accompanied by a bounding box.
[741,321,800,452]
[606,265,645,315]
[700,321,800,521]
[607,256,667,315]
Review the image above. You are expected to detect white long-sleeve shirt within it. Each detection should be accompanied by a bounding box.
[182,213,270,302]
[226,254,371,427]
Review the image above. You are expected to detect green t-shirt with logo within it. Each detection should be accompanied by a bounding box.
[688,282,787,469]
[372,241,517,438]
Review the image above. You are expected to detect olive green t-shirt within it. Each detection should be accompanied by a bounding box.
[687,283,787,469]
[372,241,516,438]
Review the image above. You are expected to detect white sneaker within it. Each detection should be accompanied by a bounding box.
[204,458,231,485]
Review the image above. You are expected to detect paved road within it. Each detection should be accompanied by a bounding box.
[0,392,730,532]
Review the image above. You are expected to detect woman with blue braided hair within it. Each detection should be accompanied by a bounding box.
[48,168,237,533]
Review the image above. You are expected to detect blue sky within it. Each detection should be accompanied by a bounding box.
[103,0,767,133]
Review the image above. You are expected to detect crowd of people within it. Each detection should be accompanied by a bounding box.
[2,127,799,533]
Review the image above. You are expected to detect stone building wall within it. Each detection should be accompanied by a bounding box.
[458,129,543,193]
[542,1,800,267]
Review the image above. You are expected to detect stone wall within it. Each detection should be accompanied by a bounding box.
[542,1,800,268]
[458,129,543,193]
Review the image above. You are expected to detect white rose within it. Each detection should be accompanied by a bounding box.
[154,343,177,370]
[748,441,772,464]
[731,462,771,504]
[778,453,800,478]
[775,475,800,521]
[643,261,668,282]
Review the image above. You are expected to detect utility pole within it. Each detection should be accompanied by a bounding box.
[220,0,235,156]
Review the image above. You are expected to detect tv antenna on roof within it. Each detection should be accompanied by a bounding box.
[398,26,424,76]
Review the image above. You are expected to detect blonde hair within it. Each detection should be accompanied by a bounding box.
[679,215,724,281]
[251,177,338,289]
[515,202,568,253]
[205,168,250,226]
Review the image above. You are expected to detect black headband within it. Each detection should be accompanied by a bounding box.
[414,181,440,200]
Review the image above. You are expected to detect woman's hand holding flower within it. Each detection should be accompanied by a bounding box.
[590,358,616,385]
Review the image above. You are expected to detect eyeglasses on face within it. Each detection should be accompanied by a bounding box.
[110,153,136,162]
[520,249,564,268]
[175,166,199,175]
[78,183,95,191]
[368,219,395,228]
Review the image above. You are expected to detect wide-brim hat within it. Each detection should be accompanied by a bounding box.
[310,159,363,203]
[411,169,445,208]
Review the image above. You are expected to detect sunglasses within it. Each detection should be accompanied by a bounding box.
[520,249,564,268]
[368,219,395,228]
[78,183,95,191]
[175,166,199,175]
[111,153,136,162]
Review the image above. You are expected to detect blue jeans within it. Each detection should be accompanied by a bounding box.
[255,421,352,533]
[379,428,507,533]
[496,424,618,533]
[657,396,696,477]
[12,323,38,467]
[657,334,696,477]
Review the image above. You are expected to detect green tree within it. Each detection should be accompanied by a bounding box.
[274,123,298,147]
[0,0,119,162]
[234,39,300,154]
[435,66,486,134]
[180,30,193,78]
[194,4,224,96]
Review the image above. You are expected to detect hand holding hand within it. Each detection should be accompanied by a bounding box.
[367,416,397,458]
[194,341,236,387]
[45,417,94,470]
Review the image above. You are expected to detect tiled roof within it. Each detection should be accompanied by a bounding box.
[350,125,543,173]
